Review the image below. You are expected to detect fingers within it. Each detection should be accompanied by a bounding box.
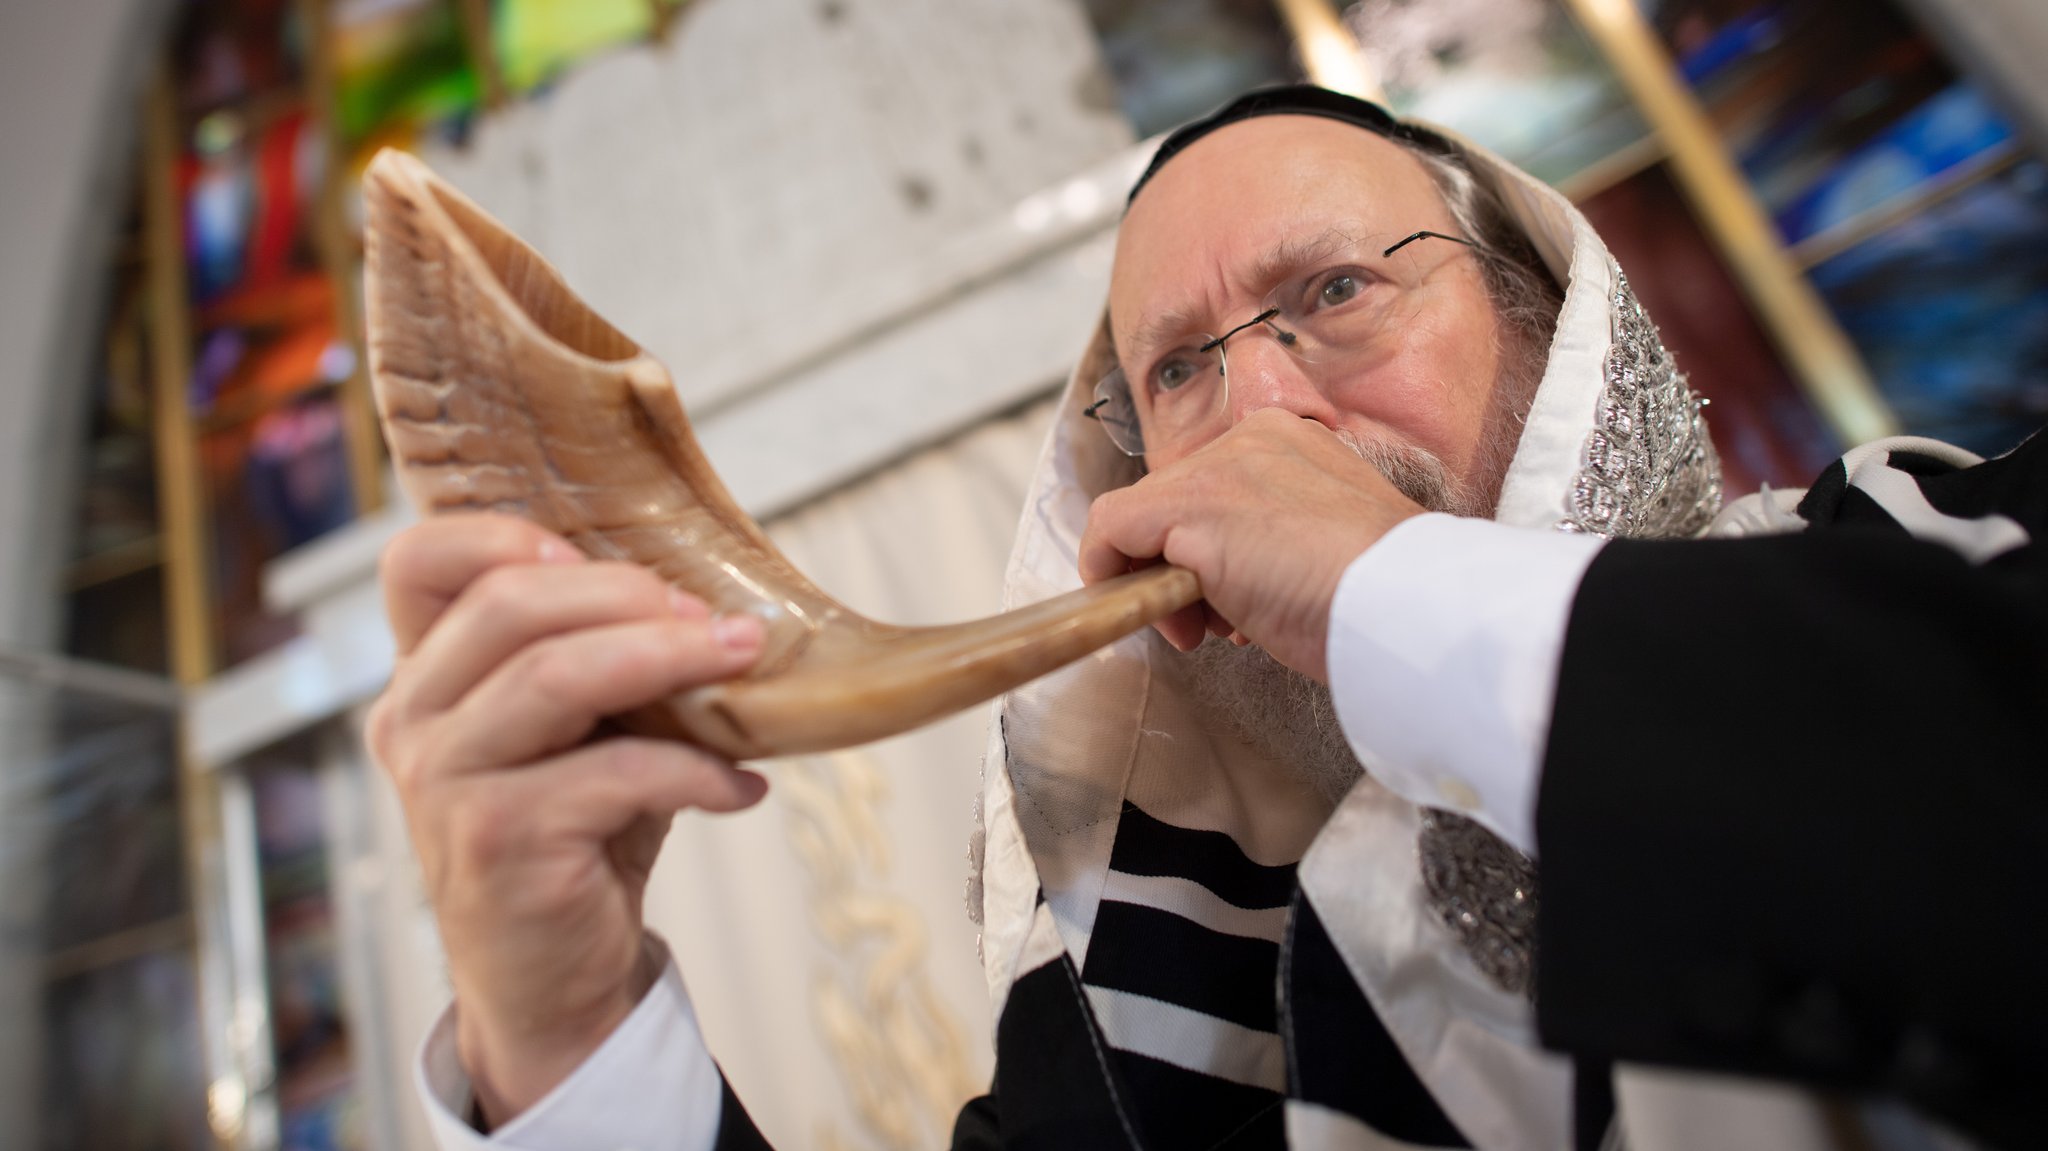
[382,515,582,655]
[524,738,768,842]
[1081,482,1206,650]
[1078,486,1173,586]
[429,614,764,776]
[1077,506,1143,587]
[398,560,706,717]
[423,738,764,929]
[1151,602,1207,651]
[1204,606,1247,646]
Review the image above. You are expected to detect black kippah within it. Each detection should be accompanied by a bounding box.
[1126,84,1458,207]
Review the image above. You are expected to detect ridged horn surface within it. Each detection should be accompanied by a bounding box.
[361,148,1200,759]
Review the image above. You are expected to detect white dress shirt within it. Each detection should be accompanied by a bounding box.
[1326,513,1606,856]
[415,512,1603,1147]
[418,935,722,1151]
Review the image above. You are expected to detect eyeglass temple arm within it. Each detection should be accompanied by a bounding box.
[1382,230,1474,258]
[1200,308,1283,353]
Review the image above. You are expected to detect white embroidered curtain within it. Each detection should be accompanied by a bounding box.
[645,400,1055,1150]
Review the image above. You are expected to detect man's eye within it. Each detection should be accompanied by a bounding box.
[1154,356,1202,393]
[1318,274,1361,308]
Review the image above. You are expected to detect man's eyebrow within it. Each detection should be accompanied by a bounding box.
[1245,225,1362,289]
[1123,225,1366,359]
[1126,304,1208,361]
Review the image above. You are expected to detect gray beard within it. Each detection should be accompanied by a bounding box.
[1183,636,1364,802]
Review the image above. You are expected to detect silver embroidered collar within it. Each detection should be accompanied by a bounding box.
[1562,270,1723,539]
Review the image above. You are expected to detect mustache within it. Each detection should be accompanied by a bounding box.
[1331,427,1485,517]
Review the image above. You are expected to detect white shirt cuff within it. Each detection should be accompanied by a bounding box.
[1326,513,1606,856]
[415,934,723,1151]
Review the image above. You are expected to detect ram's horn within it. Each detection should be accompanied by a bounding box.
[360,148,1199,759]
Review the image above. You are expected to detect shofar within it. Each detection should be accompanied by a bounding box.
[361,148,1199,760]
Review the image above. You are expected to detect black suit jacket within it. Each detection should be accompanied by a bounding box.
[1535,428,2048,1147]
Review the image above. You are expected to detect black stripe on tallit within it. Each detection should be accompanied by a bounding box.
[1107,802,1297,910]
[1111,1049,1285,1151]
[1799,432,2048,534]
[1916,428,2048,524]
[1085,899,1283,1033]
[1573,1057,1617,1151]
[994,950,1143,1150]
[1283,893,1471,1147]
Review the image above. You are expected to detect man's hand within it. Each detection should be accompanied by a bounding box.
[1078,410,1426,681]
[365,514,768,1127]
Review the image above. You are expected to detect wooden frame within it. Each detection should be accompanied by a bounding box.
[297,0,388,520]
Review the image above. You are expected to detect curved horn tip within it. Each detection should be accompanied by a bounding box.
[623,359,675,396]
[365,146,427,186]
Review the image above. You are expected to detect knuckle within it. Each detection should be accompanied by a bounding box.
[380,713,467,799]
[446,789,521,873]
[465,563,533,619]
[378,524,435,592]
[518,634,648,709]
[1088,491,1122,525]
[592,737,650,782]
[364,694,439,795]
[517,640,591,702]
[363,692,403,770]
[387,736,433,796]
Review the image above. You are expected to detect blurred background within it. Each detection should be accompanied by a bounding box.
[2,0,2043,1147]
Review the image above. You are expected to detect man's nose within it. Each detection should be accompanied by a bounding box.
[1224,334,1338,428]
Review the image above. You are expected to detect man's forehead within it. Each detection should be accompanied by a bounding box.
[1124,116,1433,234]
[1131,109,1421,203]
[1120,225,1366,350]
[1110,119,1444,348]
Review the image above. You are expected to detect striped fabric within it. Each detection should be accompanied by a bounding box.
[1073,801,1474,1150]
[1078,802,1299,1147]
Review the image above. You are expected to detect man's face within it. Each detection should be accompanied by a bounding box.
[1109,116,1515,494]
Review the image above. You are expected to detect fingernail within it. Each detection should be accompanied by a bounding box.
[668,587,708,618]
[538,538,583,563]
[713,614,763,650]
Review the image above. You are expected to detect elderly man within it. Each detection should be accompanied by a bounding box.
[374,88,2045,1150]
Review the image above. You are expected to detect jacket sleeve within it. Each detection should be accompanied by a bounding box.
[1532,434,2048,1147]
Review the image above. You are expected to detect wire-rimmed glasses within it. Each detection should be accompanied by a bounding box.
[1085,229,1474,457]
